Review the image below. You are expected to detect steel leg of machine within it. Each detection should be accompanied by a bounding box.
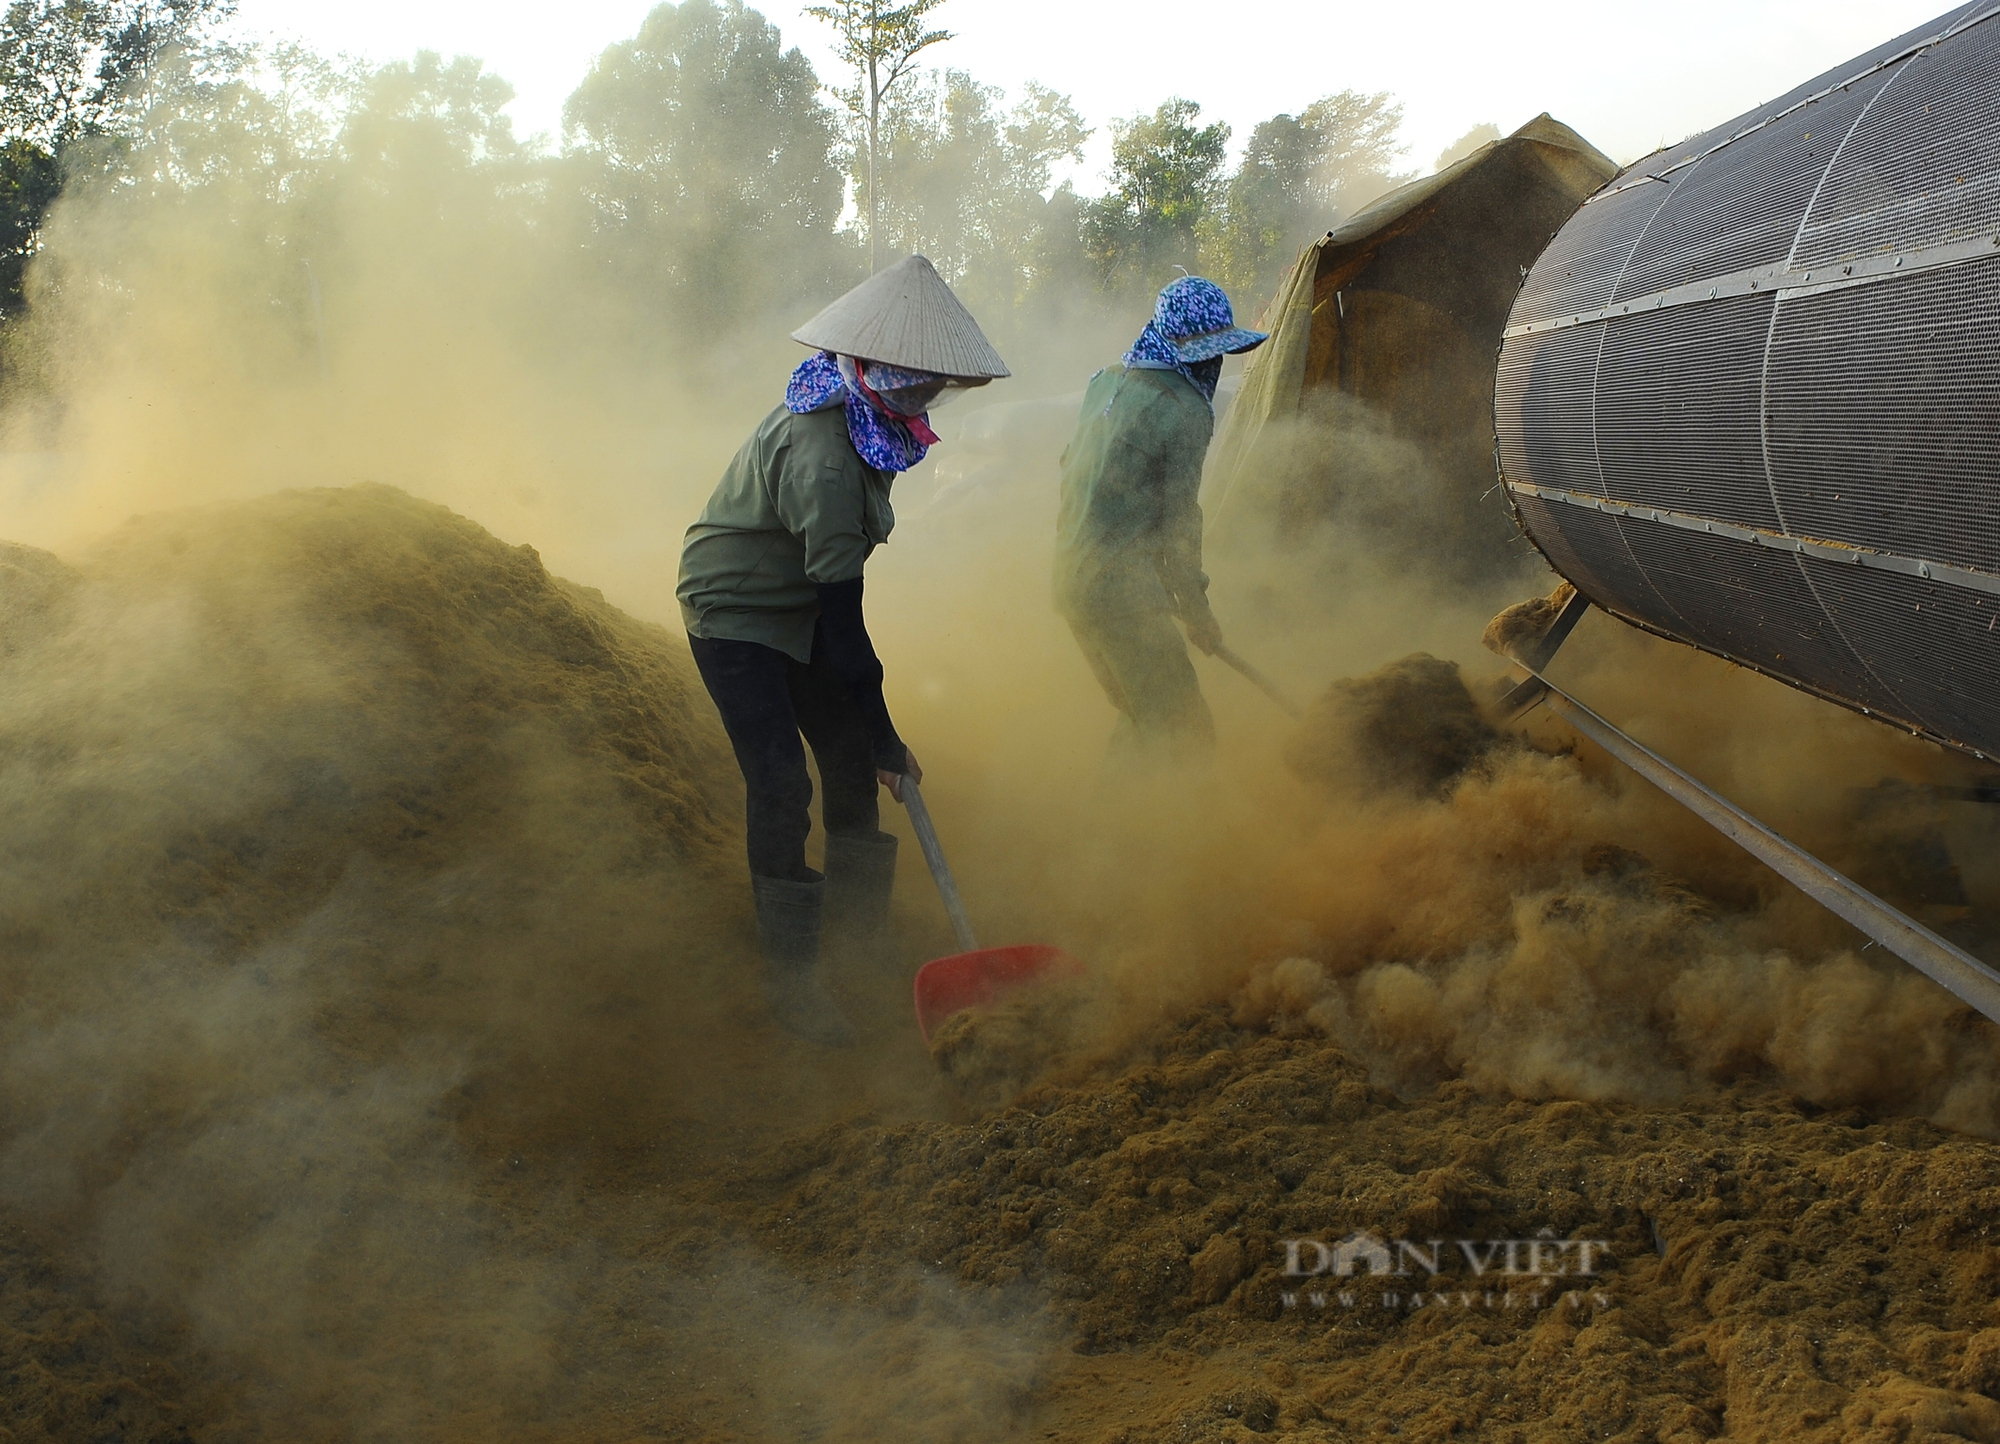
[1494,600,2000,1026]
[1495,587,1592,721]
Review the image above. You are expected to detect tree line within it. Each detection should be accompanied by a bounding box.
[0,0,1492,377]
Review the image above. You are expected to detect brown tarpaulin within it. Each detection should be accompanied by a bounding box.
[1208,114,1617,586]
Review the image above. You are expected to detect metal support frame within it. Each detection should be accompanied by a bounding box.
[1503,234,2000,341]
[1504,478,2000,600]
[1491,599,2000,1026]
[1495,586,1592,721]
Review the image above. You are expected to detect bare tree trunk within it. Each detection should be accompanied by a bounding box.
[866,50,880,273]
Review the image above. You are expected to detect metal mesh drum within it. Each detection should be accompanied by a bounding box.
[1496,3,2000,759]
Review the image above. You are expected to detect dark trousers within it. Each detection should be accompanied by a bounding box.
[688,628,881,883]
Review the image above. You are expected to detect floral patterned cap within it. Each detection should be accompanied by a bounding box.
[1154,276,1268,363]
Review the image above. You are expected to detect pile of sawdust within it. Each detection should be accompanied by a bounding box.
[0,482,737,966]
[1249,651,2000,1131]
[720,1007,2000,1441]
[6,488,2000,1441]
[0,1209,199,1443]
[1481,580,1578,663]
[693,640,2000,1439]
[930,976,1100,1113]
[1283,652,1501,798]
[0,483,771,1437]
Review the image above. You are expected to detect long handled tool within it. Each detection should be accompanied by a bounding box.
[900,778,1079,1043]
[1211,643,1304,719]
[899,778,976,952]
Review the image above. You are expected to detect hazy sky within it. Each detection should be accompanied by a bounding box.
[240,0,1952,178]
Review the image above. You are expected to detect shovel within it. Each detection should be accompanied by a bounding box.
[899,778,1081,1043]
[1211,643,1304,719]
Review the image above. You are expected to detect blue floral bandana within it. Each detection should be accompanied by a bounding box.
[783,351,936,474]
[1123,321,1224,402]
[1152,275,1268,362]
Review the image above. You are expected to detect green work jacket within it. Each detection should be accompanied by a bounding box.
[677,405,894,662]
[1052,365,1216,624]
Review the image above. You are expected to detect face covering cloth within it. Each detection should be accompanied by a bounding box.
[783,351,940,473]
[1121,321,1223,403]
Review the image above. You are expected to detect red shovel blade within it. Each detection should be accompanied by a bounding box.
[913,944,1083,1044]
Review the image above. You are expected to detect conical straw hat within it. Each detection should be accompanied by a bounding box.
[791,254,1010,379]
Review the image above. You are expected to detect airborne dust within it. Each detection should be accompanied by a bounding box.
[0,21,1997,1444]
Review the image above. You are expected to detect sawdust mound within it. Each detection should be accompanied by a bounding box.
[0,482,733,961]
[0,540,76,658]
[0,483,745,1436]
[9,485,2000,1441]
[1481,580,1577,662]
[1283,653,1500,799]
[0,1213,198,1444]
[725,1007,2000,1442]
[928,974,1113,1114]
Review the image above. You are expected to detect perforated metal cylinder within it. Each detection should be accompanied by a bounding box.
[1496,2,2000,758]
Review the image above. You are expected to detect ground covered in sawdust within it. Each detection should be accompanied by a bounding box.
[2,483,1998,1442]
[733,1007,2000,1442]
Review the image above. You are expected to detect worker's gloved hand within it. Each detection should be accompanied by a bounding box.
[1184,613,1224,656]
[878,746,923,802]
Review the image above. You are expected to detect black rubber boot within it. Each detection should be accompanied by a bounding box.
[824,829,898,965]
[752,873,856,1047]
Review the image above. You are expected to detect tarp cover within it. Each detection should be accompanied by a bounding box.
[1209,114,1615,584]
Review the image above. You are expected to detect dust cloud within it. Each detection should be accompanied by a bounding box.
[0,45,1100,1437]
[0,27,1996,1444]
[877,374,2000,1137]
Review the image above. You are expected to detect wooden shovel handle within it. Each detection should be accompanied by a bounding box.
[1212,644,1305,720]
[900,778,979,953]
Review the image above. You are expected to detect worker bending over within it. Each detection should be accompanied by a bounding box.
[1054,276,1266,762]
[678,255,1008,1045]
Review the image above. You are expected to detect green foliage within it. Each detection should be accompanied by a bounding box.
[0,0,1421,387]
[565,0,849,334]
[805,0,950,105]
[96,0,233,117]
[0,0,111,147]
[0,0,231,147]
[1082,97,1228,295]
[128,40,349,192]
[0,135,54,311]
[326,50,536,279]
[1204,90,1405,299]
[0,0,234,330]
[804,0,951,270]
[347,50,520,173]
[865,71,1085,309]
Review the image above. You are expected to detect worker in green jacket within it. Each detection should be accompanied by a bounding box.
[1054,276,1267,761]
[678,255,1009,1047]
